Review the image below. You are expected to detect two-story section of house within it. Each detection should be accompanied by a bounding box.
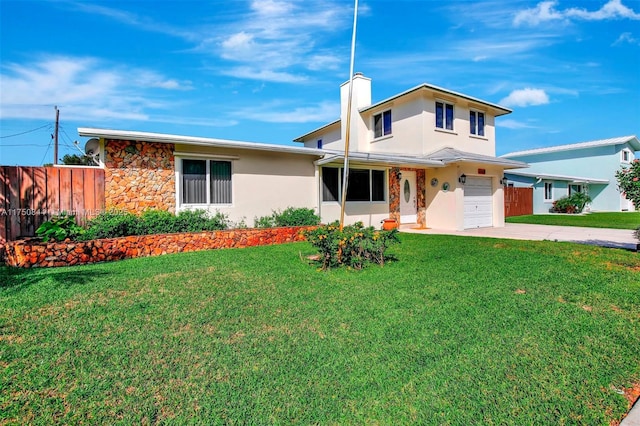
[502,136,640,213]
[295,73,526,230]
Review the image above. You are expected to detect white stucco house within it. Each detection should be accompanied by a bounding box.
[79,74,526,231]
[502,136,640,213]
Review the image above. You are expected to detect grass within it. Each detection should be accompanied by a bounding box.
[1,235,639,425]
[506,211,640,229]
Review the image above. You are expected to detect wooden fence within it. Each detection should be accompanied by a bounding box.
[504,187,533,217]
[0,166,105,243]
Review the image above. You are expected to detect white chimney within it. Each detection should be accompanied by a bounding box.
[340,73,371,151]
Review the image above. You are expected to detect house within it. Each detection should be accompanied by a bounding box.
[78,73,525,230]
[502,136,640,213]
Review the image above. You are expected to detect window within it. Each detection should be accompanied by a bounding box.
[470,110,485,136]
[182,159,232,204]
[373,110,392,138]
[321,167,386,202]
[436,101,454,131]
[622,149,632,163]
[544,182,553,201]
[317,139,323,149]
[569,184,582,196]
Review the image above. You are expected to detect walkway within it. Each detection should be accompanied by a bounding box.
[400,223,639,251]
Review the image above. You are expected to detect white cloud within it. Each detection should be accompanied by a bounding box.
[514,1,566,26]
[213,0,351,82]
[514,0,640,26]
[220,67,308,84]
[0,56,192,121]
[233,101,339,123]
[566,0,640,20]
[613,32,640,45]
[497,119,538,129]
[499,88,550,107]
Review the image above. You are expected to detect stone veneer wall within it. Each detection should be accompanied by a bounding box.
[105,139,175,213]
[4,226,314,268]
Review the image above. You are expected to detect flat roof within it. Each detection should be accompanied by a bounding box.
[78,127,326,156]
[501,135,640,158]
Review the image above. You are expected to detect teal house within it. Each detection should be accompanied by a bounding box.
[502,136,640,213]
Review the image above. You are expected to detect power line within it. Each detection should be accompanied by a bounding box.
[0,124,51,139]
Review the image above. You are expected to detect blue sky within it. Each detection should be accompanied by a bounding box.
[1,0,639,166]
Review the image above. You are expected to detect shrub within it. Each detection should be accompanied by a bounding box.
[304,221,400,270]
[36,213,85,242]
[82,209,230,240]
[255,207,320,228]
[615,159,640,208]
[81,210,140,240]
[552,192,592,214]
[173,210,229,232]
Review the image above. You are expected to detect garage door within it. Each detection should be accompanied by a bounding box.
[464,177,493,229]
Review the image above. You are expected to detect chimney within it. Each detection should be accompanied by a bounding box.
[340,73,371,151]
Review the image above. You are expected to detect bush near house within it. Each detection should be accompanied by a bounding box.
[304,221,399,270]
[254,207,320,228]
[35,213,85,242]
[551,192,592,214]
[616,159,640,242]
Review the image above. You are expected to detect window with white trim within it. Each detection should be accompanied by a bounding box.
[436,101,454,131]
[182,159,232,204]
[544,182,553,202]
[470,110,485,136]
[322,167,386,202]
[373,110,392,138]
[621,149,632,163]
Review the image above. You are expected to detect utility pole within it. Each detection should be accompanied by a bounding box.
[53,106,60,165]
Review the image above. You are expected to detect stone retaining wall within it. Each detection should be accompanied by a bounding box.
[4,226,314,268]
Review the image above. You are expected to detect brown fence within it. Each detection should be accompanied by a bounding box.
[504,187,533,217]
[0,166,105,243]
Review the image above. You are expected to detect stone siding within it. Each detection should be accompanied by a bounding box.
[104,139,175,213]
[4,226,313,268]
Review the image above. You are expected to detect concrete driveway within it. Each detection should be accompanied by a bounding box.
[400,223,639,251]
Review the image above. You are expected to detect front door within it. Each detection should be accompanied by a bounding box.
[400,170,417,223]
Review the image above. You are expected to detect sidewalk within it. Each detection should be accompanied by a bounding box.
[400,223,639,251]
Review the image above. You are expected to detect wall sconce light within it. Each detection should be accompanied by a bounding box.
[458,173,466,184]
[500,175,508,186]
[397,172,402,180]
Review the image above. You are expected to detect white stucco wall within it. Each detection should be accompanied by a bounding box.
[174,144,319,226]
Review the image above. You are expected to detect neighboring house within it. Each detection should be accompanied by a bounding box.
[502,136,640,213]
[78,73,525,230]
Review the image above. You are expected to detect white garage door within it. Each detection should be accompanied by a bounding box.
[464,177,493,229]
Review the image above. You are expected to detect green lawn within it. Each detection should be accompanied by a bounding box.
[1,235,639,425]
[506,211,640,229]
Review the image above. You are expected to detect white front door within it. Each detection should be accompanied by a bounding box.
[464,177,493,229]
[400,171,417,223]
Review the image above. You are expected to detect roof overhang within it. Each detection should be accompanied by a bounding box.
[506,169,609,184]
[78,127,326,157]
[315,150,444,168]
[501,135,640,158]
[425,148,528,169]
[359,83,512,117]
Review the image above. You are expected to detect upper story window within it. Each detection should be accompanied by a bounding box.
[317,139,323,149]
[373,110,392,138]
[470,110,485,137]
[182,159,232,205]
[436,101,454,131]
[621,148,633,163]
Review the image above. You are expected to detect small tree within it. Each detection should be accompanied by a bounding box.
[615,159,640,208]
[61,153,96,166]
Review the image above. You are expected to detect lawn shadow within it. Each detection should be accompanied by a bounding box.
[0,265,110,294]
